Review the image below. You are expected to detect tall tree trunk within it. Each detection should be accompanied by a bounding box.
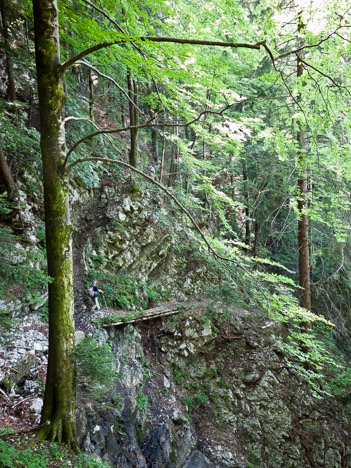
[0,0,16,102]
[243,163,251,247]
[127,71,139,168]
[151,127,158,163]
[148,84,158,163]
[0,148,15,200]
[159,131,166,183]
[27,88,33,128]
[168,118,179,187]
[296,16,311,311]
[32,0,77,449]
[250,220,259,258]
[89,69,94,120]
[120,89,126,127]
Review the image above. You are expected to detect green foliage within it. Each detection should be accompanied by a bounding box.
[248,449,260,464]
[72,336,116,395]
[172,366,184,385]
[196,390,208,405]
[0,105,41,172]
[136,392,148,412]
[181,395,195,412]
[0,226,49,301]
[87,270,170,310]
[0,308,15,346]
[0,437,110,467]
[0,195,24,215]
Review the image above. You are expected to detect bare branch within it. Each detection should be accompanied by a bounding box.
[63,106,233,167]
[63,95,287,168]
[335,32,351,43]
[60,37,266,73]
[297,55,350,94]
[275,24,351,60]
[64,116,123,158]
[302,64,330,117]
[262,42,277,71]
[74,61,144,114]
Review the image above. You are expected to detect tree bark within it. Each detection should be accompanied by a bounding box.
[148,83,158,163]
[127,71,139,167]
[89,69,94,120]
[0,0,16,102]
[120,89,126,127]
[0,149,15,200]
[243,163,250,247]
[296,16,311,311]
[159,131,166,182]
[32,0,77,449]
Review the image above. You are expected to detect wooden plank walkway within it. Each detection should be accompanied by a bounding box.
[101,304,185,327]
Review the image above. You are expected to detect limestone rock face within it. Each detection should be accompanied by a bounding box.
[76,309,351,468]
[2,179,350,467]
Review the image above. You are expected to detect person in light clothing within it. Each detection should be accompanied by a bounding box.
[90,280,104,311]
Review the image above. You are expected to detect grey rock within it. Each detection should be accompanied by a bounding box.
[29,397,43,414]
[23,380,40,394]
[75,330,86,345]
[324,448,342,467]
[184,450,215,468]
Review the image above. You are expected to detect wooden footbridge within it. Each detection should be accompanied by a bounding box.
[101,303,188,328]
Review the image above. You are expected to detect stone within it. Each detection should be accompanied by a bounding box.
[75,330,86,345]
[23,380,40,394]
[184,450,215,467]
[33,343,43,352]
[76,407,88,444]
[29,397,43,414]
[163,375,170,389]
[2,351,35,392]
[241,372,261,385]
[29,292,48,311]
[324,447,342,467]
[171,408,188,425]
[122,197,132,212]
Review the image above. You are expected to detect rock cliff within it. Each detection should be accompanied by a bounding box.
[1,177,350,467]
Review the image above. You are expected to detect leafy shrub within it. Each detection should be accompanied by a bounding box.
[181,395,195,412]
[136,392,148,412]
[0,226,49,300]
[0,437,110,467]
[86,270,170,310]
[72,336,116,396]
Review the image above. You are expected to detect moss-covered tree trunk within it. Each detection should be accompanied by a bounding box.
[32,0,77,449]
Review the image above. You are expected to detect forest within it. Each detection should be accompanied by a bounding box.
[1,0,351,466]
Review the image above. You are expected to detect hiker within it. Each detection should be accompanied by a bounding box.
[89,280,104,311]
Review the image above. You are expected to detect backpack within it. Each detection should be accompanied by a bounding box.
[88,285,95,298]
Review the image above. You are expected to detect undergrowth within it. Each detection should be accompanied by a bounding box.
[0,433,109,468]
